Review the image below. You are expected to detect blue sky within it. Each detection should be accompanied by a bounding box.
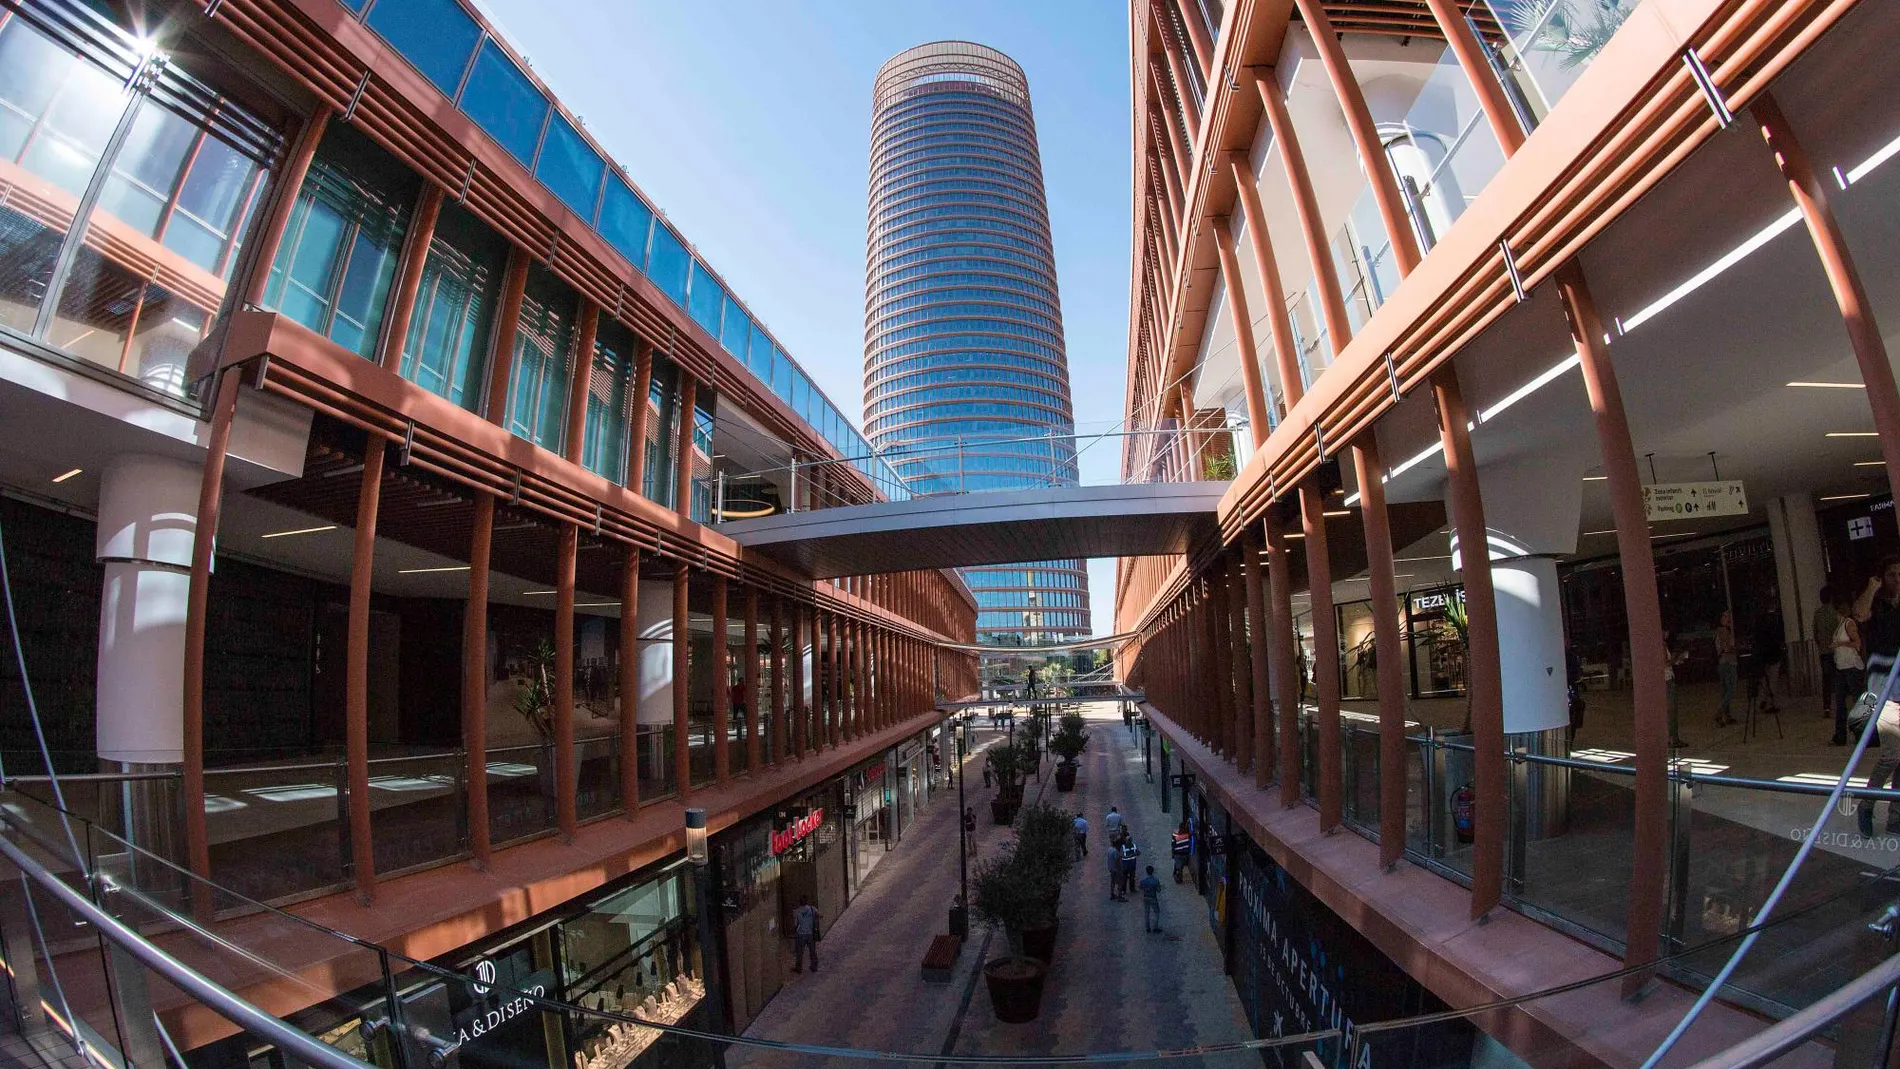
[477,1,1134,634]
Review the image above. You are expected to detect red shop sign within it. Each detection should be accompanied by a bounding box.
[771,808,825,856]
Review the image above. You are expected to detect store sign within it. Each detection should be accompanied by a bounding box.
[1850,515,1876,541]
[1409,588,1464,614]
[453,960,551,1048]
[1643,480,1748,521]
[771,807,824,855]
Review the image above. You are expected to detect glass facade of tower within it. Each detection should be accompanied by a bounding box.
[864,42,1090,646]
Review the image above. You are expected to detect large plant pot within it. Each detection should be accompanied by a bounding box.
[983,956,1048,1023]
[1054,763,1077,792]
[990,798,1019,825]
[1017,921,1057,964]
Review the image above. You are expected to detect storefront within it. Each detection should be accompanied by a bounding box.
[712,781,847,1033]
[195,858,708,1069]
[845,752,894,891]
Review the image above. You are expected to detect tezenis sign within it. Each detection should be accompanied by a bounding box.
[771,808,824,855]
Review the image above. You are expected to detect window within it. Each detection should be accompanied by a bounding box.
[772,343,794,401]
[581,316,634,484]
[746,321,771,380]
[505,265,576,452]
[399,202,505,410]
[642,357,678,507]
[261,124,417,359]
[534,113,603,220]
[687,261,722,336]
[457,39,546,168]
[597,177,652,271]
[718,296,747,357]
[365,0,481,97]
[791,368,810,418]
[647,224,689,306]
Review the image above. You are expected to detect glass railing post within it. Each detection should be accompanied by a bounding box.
[0,878,48,1037]
[1664,763,1692,956]
[336,757,354,885]
[377,946,417,1069]
[1507,748,1527,896]
[453,746,470,855]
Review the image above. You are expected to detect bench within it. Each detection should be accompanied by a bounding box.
[921,934,962,983]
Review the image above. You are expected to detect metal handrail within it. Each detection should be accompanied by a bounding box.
[1680,952,1900,1069]
[0,831,376,1069]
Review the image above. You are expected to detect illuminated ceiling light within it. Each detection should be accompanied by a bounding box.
[1619,209,1801,333]
[522,590,557,595]
[1284,532,1306,540]
[1787,381,1864,389]
[398,565,471,574]
[1819,492,1872,502]
[1322,509,1350,517]
[1583,529,1617,536]
[51,468,83,483]
[1582,475,1607,482]
[575,602,620,608]
[1856,461,1885,467]
[1478,354,1580,423]
[261,525,337,539]
[1396,554,1450,562]
[1827,431,1878,438]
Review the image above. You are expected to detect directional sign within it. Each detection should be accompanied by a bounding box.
[1642,480,1747,522]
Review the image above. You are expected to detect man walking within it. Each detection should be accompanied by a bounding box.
[791,897,820,974]
[1118,834,1141,901]
[1170,821,1192,884]
[1139,865,1163,933]
[1072,812,1089,859]
[963,807,978,856]
[1105,806,1123,838]
[1107,829,1126,901]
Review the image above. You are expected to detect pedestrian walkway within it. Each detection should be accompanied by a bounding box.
[726,710,1254,1069]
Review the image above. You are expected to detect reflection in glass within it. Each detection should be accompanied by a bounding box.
[506,265,576,452]
[399,201,505,410]
[364,0,481,97]
[534,113,604,220]
[687,260,721,336]
[1479,0,1639,123]
[582,315,634,484]
[261,125,416,358]
[596,176,652,271]
[646,223,689,306]
[642,356,678,508]
[457,38,547,168]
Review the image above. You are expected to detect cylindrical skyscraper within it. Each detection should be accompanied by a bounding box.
[864,41,1090,648]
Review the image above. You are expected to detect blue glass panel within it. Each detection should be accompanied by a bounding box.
[534,113,604,219]
[366,0,480,96]
[597,177,652,271]
[772,344,794,400]
[791,369,810,418]
[458,39,546,167]
[718,297,747,356]
[339,0,369,10]
[747,322,771,379]
[686,262,721,338]
[647,225,689,306]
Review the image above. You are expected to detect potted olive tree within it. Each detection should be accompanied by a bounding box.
[986,742,1024,824]
[1049,714,1090,792]
[1010,804,1075,963]
[972,850,1048,1023]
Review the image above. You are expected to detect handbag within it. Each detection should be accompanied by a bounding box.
[1848,691,1878,739]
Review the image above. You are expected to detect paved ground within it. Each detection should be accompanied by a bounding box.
[726,710,1255,1069]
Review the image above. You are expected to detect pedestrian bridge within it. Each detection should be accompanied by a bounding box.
[935,693,1145,711]
[717,481,1225,578]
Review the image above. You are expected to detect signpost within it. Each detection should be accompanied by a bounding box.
[1642,480,1748,522]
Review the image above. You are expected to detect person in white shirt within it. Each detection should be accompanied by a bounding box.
[1072,813,1089,859]
[1105,807,1123,837]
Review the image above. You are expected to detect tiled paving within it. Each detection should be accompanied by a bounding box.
[727,711,1255,1069]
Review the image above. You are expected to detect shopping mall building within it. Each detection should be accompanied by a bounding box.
[1115,0,1900,1060]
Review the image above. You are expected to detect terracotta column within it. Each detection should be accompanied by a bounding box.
[1231,156,1304,411]
[710,575,730,784]
[626,341,655,494]
[553,523,578,839]
[562,300,600,465]
[346,437,385,901]
[1149,65,1193,196]
[1213,218,1272,437]
[791,605,808,759]
[1256,71,1353,350]
[1200,577,1223,746]
[744,587,761,772]
[242,106,332,307]
[618,545,640,812]
[1225,547,1255,772]
[827,613,842,747]
[1287,0,1421,276]
[1300,483,1343,830]
[378,182,443,372]
[1243,526,1273,788]
[1266,517,1300,805]
[672,562,691,798]
[1754,94,1900,493]
[464,494,494,863]
[674,378,698,521]
[1174,0,1215,75]
[1422,0,1526,156]
[770,595,786,767]
[1350,440,1408,867]
[182,370,241,902]
[1212,558,1241,757]
[1434,369,1506,918]
[1557,264,1668,984]
[482,248,530,426]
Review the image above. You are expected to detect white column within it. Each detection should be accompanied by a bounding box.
[1451,457,1582,735]
[94,454,201,764]
[1766,492,1827,686]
